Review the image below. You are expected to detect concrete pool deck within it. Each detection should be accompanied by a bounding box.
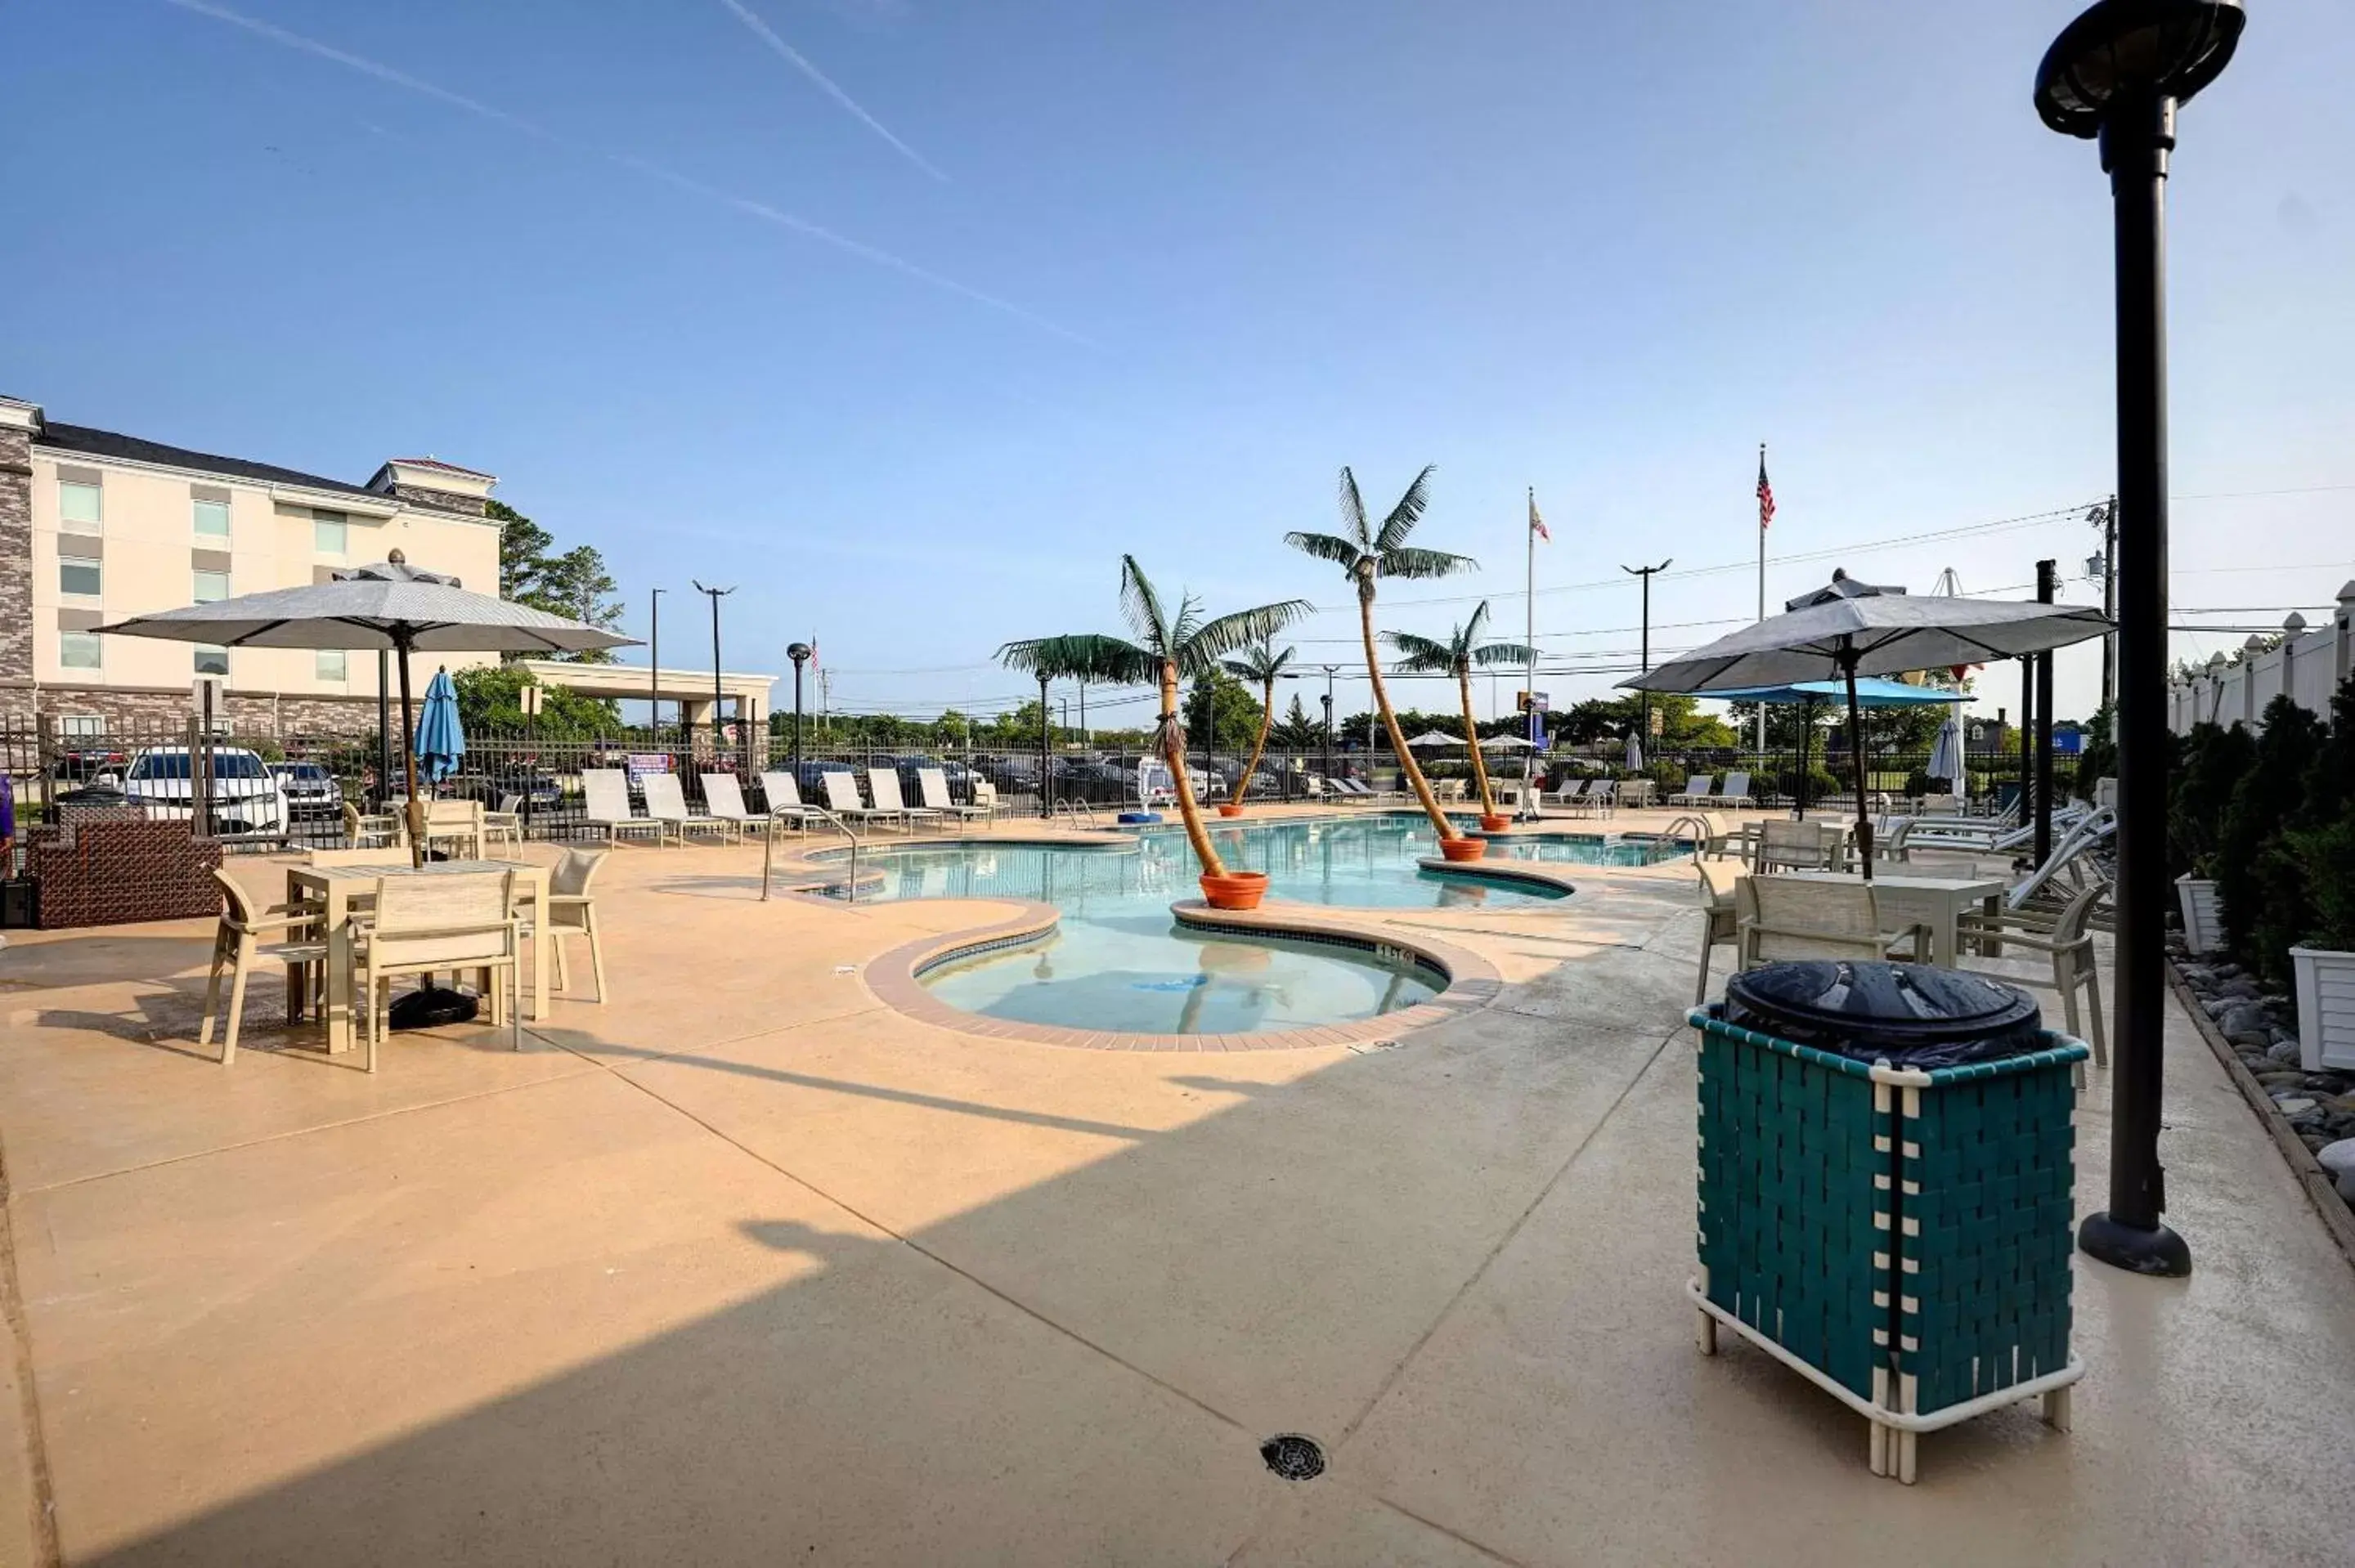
[1,820,2351,1564]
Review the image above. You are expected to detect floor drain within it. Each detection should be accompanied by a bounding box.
[1259,1433,1326,1481]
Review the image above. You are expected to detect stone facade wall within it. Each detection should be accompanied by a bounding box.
[0,425,31,688]
[385,485,487,518]
[2,686,382,740]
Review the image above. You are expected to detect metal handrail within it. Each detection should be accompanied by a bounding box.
[761,806,861,903]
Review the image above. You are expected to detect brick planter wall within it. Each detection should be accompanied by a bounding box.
[30,820,223,928]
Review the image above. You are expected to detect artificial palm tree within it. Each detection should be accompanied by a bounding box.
[1000,557,1309,893]
[1386,599,1536,823]
[1285,465,1477,844]
[1221,638,1298,812]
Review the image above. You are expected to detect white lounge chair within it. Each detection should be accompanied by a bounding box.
[820,768,896,830]
[917,768,990,833]
[1550,778,1590,813]
[641,773,739,844]
[756,770,817,833]
[581,768,676,848]
[1718,771,1756,811]
[1570,778,1617,819]
[1669,774,1716,808]
[701,773,772,840]
[867,767,942,833]
[2005,807,2117,912]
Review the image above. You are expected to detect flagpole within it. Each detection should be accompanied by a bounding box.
[1756,443,1768,760]
[1523,486,1538,820]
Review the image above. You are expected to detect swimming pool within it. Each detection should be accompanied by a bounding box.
[837,818,1669,1036]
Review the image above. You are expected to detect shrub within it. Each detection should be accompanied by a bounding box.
[2217,697,2326,984]
[2170,721,2252,879]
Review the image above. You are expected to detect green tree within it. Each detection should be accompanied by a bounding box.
[1286,465,1478,843]
[2217,696,2327,983]
[1183,670,1267,755]
[1000,558,1308,878]
[487,499,623,664]
[1385,599,1535,818]
[451,664,623,741]
[1276,693,1318,750]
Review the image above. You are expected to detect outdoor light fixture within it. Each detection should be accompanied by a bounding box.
[787,642,813,785]
[2034,0,2244,1280]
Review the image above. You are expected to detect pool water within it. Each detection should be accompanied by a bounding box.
[841,818,1671,1037]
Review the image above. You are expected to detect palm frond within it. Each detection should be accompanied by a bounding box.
[1117,555,1173,654]
[1370,464,1437,554]
[1284,531,1366,576]
[1176,598,1315,674]
[1222,640,1298,684]
[1170,591,1207,652]
[1383,629,1459,674]
[1461,598,1492,647]
[1336,466,1371,549]
[1377,544,1478,581]
[998,633,1156,684]
[1468,639,1539,669]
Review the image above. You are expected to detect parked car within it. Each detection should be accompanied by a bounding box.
[52,745,129,783]
[267,760,343,822]
[115,746,289,837]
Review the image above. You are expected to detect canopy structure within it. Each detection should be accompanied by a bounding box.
[1478,734,1535,750]
[96,551,635,859]
[1623,571,2106,873]
[1404,732,1460,749]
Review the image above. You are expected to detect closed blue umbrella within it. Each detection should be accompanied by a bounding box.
[414,667,467,786]
[1927,715,1966,792]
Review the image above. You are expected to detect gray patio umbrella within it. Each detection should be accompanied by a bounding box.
[1619,571,2107,876]
[96,549,635,862]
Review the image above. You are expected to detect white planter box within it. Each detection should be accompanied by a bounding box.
[2290,947,2355,1072]
[2176,876,2222,956]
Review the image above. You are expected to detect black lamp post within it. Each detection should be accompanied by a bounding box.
[787,642,811,787]
[2036,0,2244,1279]
[1320,665,1338,785]
[1622,558,1672,760]
[692,580,734,762]
[1036,671,1052,820]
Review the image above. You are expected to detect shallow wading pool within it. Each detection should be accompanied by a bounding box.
[829,818,1672,1036]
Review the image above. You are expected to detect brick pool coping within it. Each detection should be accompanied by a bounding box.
[864,896,1504,1053]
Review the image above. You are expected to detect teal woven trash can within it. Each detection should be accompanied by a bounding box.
[1688,1005,2088,1483]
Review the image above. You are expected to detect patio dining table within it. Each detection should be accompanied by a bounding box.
[1765,868,2007,968]
[285,858,551,1055]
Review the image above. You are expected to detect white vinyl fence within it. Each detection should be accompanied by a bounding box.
[2169,585,2355,733]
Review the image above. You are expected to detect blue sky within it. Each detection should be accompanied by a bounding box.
[6,0,2352,728]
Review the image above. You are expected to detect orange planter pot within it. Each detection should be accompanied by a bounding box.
[1217,803,1246,818]
[1438,836,1488,863]
[1478,813,1511,833]
[1199,871,1269,910]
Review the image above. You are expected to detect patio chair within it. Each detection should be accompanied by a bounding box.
[483,794,525,849]
[199,867,331,1065]
[1550,778,1590,813]
[642,773,740,844]
[1693,858,1747,1006]
[1755,818,1840,873]
[917,768,991,833]
[972,779,1003,821]
[700,773,770,840]
[1958,880,2108,1072]
[343,801,398,849]
[756,771,817,834]
[1718,772,1756,811]
[581,769,675,849]
[358,869,523,1069]
[1669,774,1716,808]
[867,767,943,832]
[820,768,897,831]
[417,799,485,860]
[535,845,611,1003]
[1735,876,1931,970]
[1617,777,1657,809]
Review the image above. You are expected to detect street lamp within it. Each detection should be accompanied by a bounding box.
[787,642,812,787]
[1320,665,1339,786]
[691,581,735,762]
[2036,0,2244,1279]
[648,586,666,741]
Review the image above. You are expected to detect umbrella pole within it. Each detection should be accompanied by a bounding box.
[397,636,424,869]
[1795,696,1813,821]
[1842,650,1872,881]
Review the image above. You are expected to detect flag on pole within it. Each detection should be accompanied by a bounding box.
[1528,491,1550,542]
[1756,449,1775,531]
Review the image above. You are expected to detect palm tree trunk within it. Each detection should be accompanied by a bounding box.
[1460,670,1496,817]
[1231,680,1276,808]
[1360,591,1456,840]
[1164,661,1227,876]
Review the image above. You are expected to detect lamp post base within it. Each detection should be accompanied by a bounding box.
[2077,1211,2191,1278]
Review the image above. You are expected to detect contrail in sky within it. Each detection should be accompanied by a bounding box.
[159,0,1079,341]
[712,0,948,182]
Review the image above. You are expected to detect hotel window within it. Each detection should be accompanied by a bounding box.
[192,487,232,539]
[58,474,102,534]
[193,568,231,603]
[316,648,348,681]
[59,632,101,670]
[60,556,101,598]
[314,509,348,556]
[194,646,229,677]
[61,715,104,738]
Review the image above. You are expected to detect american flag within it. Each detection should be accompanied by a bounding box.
[1528,491,1550,543]
[1756,448,1775,532]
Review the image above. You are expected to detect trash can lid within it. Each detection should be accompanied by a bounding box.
[1724,961,2040,1061]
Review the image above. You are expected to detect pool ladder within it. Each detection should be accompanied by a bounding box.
[762,806,862,903]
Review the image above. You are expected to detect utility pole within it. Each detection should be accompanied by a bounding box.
[1622,558,1673,757]
[648,586,666,741]
[691,580,734,761]
[2089,496,2118,711]
[2035,558,2058,867]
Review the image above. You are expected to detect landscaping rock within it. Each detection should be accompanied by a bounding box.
[2218,1002,2270,1037]
[2256,1070,2308,1087]
[2338,1170,2355,1205]
[2316,1139,2355,1177]
[2267,1038,2304,1066]
[2218,978,2262,1001]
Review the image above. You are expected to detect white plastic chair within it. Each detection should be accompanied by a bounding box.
[199,868,330,1064]
[358,870,522,1069]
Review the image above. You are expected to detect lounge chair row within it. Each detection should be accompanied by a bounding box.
[578,767,995,846]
